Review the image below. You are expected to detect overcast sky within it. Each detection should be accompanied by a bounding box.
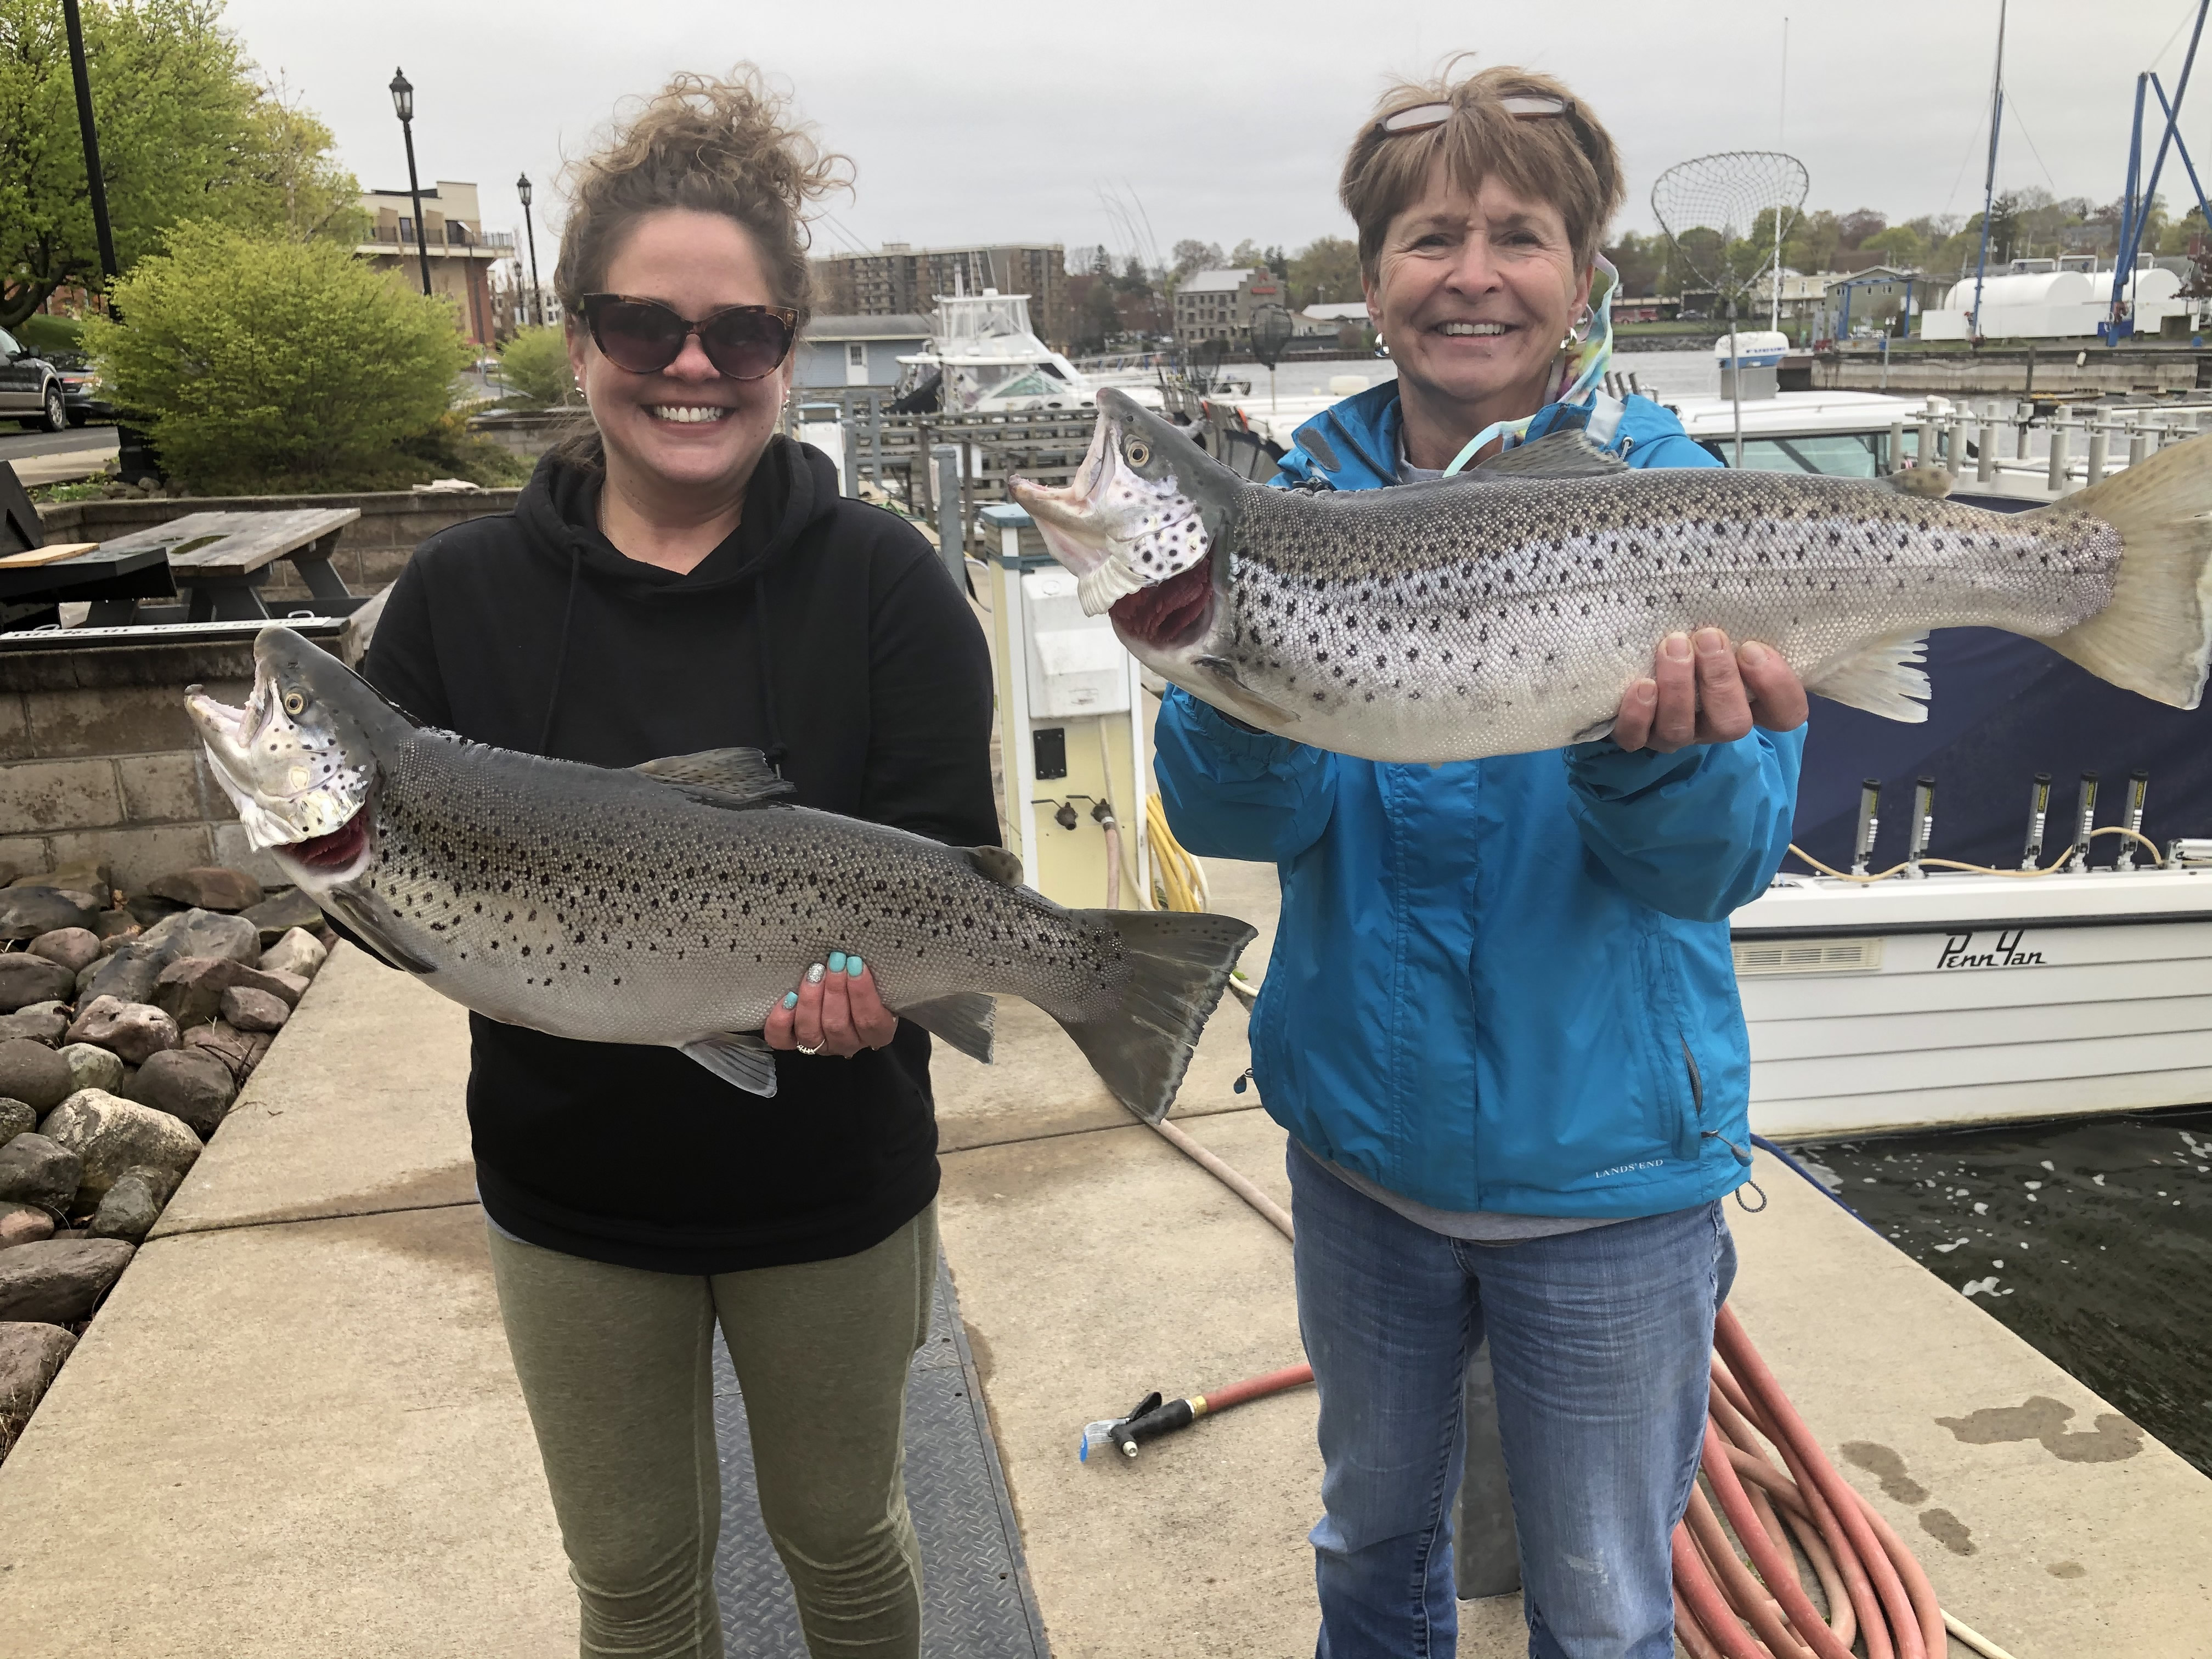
[225,0,2207,273]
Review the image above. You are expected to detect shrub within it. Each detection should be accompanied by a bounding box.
[84,222,472,493]
[496,325,577,409]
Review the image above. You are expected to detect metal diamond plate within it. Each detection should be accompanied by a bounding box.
[712,1256,1048,1657]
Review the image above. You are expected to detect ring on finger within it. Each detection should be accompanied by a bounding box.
[797,1040,823,1056]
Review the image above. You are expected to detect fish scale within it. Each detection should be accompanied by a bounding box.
[361,734,1127,1042]
[1012,390,2212,765]
[1212,473,2115,758]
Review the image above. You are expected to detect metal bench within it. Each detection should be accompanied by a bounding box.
[92,506,362,622]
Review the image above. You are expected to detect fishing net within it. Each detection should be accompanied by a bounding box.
[1650,151,1811,311]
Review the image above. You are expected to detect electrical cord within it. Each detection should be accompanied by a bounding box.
[1786,825,2165,884]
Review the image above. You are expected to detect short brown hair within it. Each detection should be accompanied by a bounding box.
[1340,64,1623,283]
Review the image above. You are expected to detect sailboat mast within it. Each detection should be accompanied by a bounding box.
[1970,0,2008,340]
[1774,15,1788,333]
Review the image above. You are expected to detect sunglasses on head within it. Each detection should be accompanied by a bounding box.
[1373,93,1573,140]
[578,294,798,380]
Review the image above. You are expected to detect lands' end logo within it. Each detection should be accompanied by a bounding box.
[1937,929,2045,970]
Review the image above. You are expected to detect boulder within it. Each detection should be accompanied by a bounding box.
[145,867,264,914]
[139,908,260,966]
[24,859,109,897]
[81,941,170,1007]
[123,893,185,927]
[27,928,99,975]
[0,1321,77,1440]
[92,910,140,942]
[0,1133,80,1212]
[262,970,310,1006]
[241,887,323,946]
[54,1044,125,1097]
[0,887,101,943]
[259,927,329,980]
[0,1099,32,1145]
[38,1090,200,1201]
[0,954,76,1013]
[220,985,289,1034]
[125,1049,237,1138]
[183,1022,272,1083]
[152,955,302,1028]
[88,1165,181,1242]
[64,998,179,1066]
[0,1040,74,1113]
[0,1005,67,1047]
[0,1201,54,1249]
[0,1238,133,1323]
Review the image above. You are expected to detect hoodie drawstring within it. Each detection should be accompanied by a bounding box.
[537,542,582,755]
[752,573,789,776]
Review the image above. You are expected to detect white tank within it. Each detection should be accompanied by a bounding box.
[1952,270,2093,308]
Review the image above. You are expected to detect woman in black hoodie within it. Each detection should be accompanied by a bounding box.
[364,72,992,1659]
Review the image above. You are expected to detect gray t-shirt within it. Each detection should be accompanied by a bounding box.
[1300,1138,1619,1245]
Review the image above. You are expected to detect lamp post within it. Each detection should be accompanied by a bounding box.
[61,0,117,283]
[517,171,543,328]
[389,68,433,298]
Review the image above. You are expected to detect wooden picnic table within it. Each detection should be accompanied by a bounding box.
[92,506,361,622]
[0,538,177,628]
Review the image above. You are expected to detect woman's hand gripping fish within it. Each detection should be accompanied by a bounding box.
[1010,388,2212,761]
[184,628,1254,1124]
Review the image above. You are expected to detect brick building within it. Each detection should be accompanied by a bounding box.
[811,244,1070,349]
[357,180,512,347]
[1172,268,1286,346]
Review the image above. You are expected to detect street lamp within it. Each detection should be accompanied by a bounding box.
[389,67,433,298]
[517,171,544,329]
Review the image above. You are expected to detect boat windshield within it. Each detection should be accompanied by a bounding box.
[1701,431,1884,477]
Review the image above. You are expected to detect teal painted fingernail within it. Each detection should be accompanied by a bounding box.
[847,954,864,975]
[828,951,847,973]
[782,991,798,1009]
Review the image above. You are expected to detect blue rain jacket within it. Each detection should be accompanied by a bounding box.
[1155,381,1803,1217]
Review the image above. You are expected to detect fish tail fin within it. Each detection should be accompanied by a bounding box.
[2044,435,2212,708]
[1052,909,1257,1124]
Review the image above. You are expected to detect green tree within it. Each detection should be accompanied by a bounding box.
[1858,224,1928,268]
[496,325,575,409]
[0,0,360,328]
[1288,235,1360,306]
[86,221,471,492]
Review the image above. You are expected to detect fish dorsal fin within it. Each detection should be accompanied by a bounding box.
[679,1032,779,1096]
[632,747,795,810]
[1884,466,1955,499]
[1470,429,1630,479]
[964,846,1023,885]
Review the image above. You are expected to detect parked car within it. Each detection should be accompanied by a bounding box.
[0,328,67,433]
[40,349,119,427]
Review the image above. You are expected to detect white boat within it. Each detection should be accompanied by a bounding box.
[896,291,1161,414]
[1735,864,2212,1140]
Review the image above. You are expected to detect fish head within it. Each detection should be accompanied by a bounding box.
[185,626,407,874]
[1008,388,1243,636]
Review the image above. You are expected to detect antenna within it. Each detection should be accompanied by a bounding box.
[1969,0,2009,338]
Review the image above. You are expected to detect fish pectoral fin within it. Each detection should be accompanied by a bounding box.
[964,847,1024,885]
[898,992,995,1065]
[632,748,797,810]
[679,1032,780,1097]
[321,890,437,974]
[1193,656,1297,726]
[1469,429,1629,478]
[1804,633,1932,722]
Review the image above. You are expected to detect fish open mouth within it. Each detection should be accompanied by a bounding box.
[1109,555,1214,650]
[287,802,371,872]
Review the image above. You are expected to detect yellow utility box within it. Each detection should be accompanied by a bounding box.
[979,503,1152,910]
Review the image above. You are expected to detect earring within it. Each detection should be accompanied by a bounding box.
[1562,305,1594,350]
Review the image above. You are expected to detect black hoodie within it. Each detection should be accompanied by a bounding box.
[363,439,997,1273]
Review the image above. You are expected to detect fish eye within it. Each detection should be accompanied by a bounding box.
[1125,438,1152,467]
[283,690,307,716]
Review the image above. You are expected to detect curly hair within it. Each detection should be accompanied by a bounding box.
[548,69,850,468]
[1340,62,1623,281]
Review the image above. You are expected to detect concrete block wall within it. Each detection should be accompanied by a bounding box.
[37,488,523,607]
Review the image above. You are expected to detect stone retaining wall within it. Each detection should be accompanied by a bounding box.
[35,488,521,606]
[467,409,579,460]
[0,610,385,893]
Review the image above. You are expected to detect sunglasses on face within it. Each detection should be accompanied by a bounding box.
[578,294,798,380]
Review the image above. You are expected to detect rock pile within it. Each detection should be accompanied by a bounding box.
[0,861,330,1462]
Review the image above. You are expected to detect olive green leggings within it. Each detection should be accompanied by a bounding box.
[486,1205,938,1659]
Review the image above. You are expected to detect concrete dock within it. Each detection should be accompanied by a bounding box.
[2,858,2209,1656]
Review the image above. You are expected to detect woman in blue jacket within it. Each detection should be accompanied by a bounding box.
[1153,67,1809,1659]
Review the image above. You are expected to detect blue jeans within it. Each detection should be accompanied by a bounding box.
[1287,1143,1735,1659]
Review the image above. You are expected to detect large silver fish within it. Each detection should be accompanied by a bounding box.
[184,628,1254,1123]
[1009,389,2212,761]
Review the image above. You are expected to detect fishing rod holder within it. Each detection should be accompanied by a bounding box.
[2070,771,2100,871]
[2021,772,2053,869]
[2118,770,2151,871]
[1905,776,1936,878]
[1851,780,1881,877]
